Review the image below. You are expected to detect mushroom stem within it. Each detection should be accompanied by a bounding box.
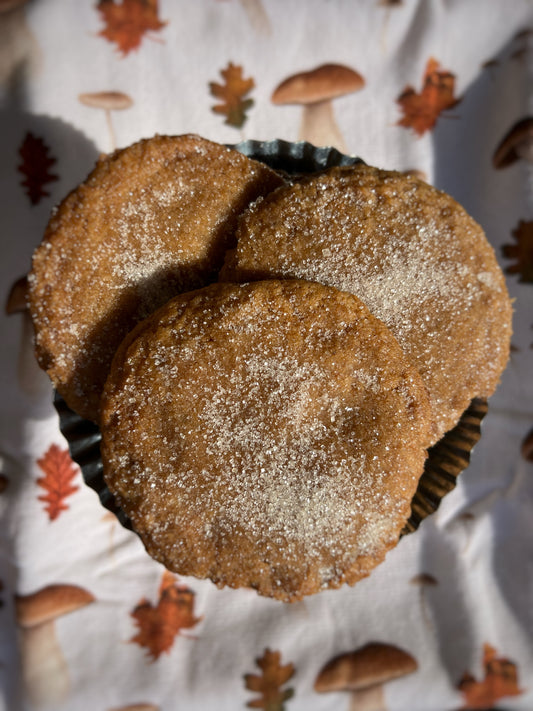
[20,620,70,706]
[238,0,271,35]
[299,100,346,151]
[16,585,94,707]
[516,139,533,163]
[350,685,386,711]
[105,108,116,152]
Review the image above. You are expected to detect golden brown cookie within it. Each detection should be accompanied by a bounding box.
[28,134,284,422]
[100,280,431,601]
[221,166,512,444]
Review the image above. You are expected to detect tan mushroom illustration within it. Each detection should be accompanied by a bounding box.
[271,63,365,152]
[78,91,133,152]
[0,0,41,87]
[314,642,418,711]
[378,0,403,52]
[239,0,271,35]
[108,705,160,711]
[15,584,95,706]
[521,428,533,462]
[402,168,428,182]
[0,0,42,86]
[493,117,533,168]
[0,0,29,11]
[5,275,51,402]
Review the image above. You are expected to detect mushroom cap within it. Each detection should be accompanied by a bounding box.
[15,584,95,627]
[108,705,160,711]
[409,573,438,586]
[78,91,134,111]
[5,275,28,315]
[272,64,365,105]
[314,642,418,693]
[493,117,533,168]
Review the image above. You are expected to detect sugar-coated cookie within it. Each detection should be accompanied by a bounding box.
[221,166,512,443]
[28,135,284,422]
[100,280,431,601]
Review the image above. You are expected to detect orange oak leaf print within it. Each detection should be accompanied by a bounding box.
[502,219,533,282]
[209,62,255,128]
[244,648,295,710]
[130,571,202,661]
[18,132,58,205]
[96,0,167,56]
[36,444,80,521]
[396,57,460,136]
[457,643,523,709]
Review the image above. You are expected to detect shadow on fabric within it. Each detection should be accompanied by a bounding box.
[420,30,529,695]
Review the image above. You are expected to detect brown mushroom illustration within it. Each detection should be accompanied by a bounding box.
[5,274,27,315]
[78,91,133,152]
[315,642,418,711]
[15,584,95,706]
[410,573,438,629]
[522,428,533,462]
[0,0,40,86]
[378,0,403,52]
[0,0,29,13]
[403,168,428,182]
[5,275,50,401]
[493,117,533,168]
[238,0,271,35]
[271,64,365,152]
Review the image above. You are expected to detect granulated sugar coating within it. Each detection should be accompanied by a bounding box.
[100,280,432,601]
[221,165,513,444]
[28,134,284,422]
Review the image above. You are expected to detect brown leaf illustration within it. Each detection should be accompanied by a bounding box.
[96,0,167,57]
[18,132,58,205]
[209,62,255,128]
[130,572,202,660]
[244,648,295,710]
[396,57,460,136]
[36,444,79,521]
[458,643,523,709]
[502,219,533,282]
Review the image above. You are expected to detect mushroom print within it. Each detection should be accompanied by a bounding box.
[493,117,533,168]
[238,0,271,35]
[108,705,160,711]
[0,0,30,10]
[409,573,438,630]
[378,0,403,52]
[271,64,365,152]
[78,91,133,152]
[314,642,418,711]
[0,0,40,87]
[522,428,533,462]
[402,168,428,182]
[15,584,95,706]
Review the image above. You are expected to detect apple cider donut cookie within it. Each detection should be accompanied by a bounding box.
[100,280,431,601]
[221,166,512,444]
[28,135,284,422]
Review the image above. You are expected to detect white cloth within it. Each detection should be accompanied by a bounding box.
[1,1,532,709]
